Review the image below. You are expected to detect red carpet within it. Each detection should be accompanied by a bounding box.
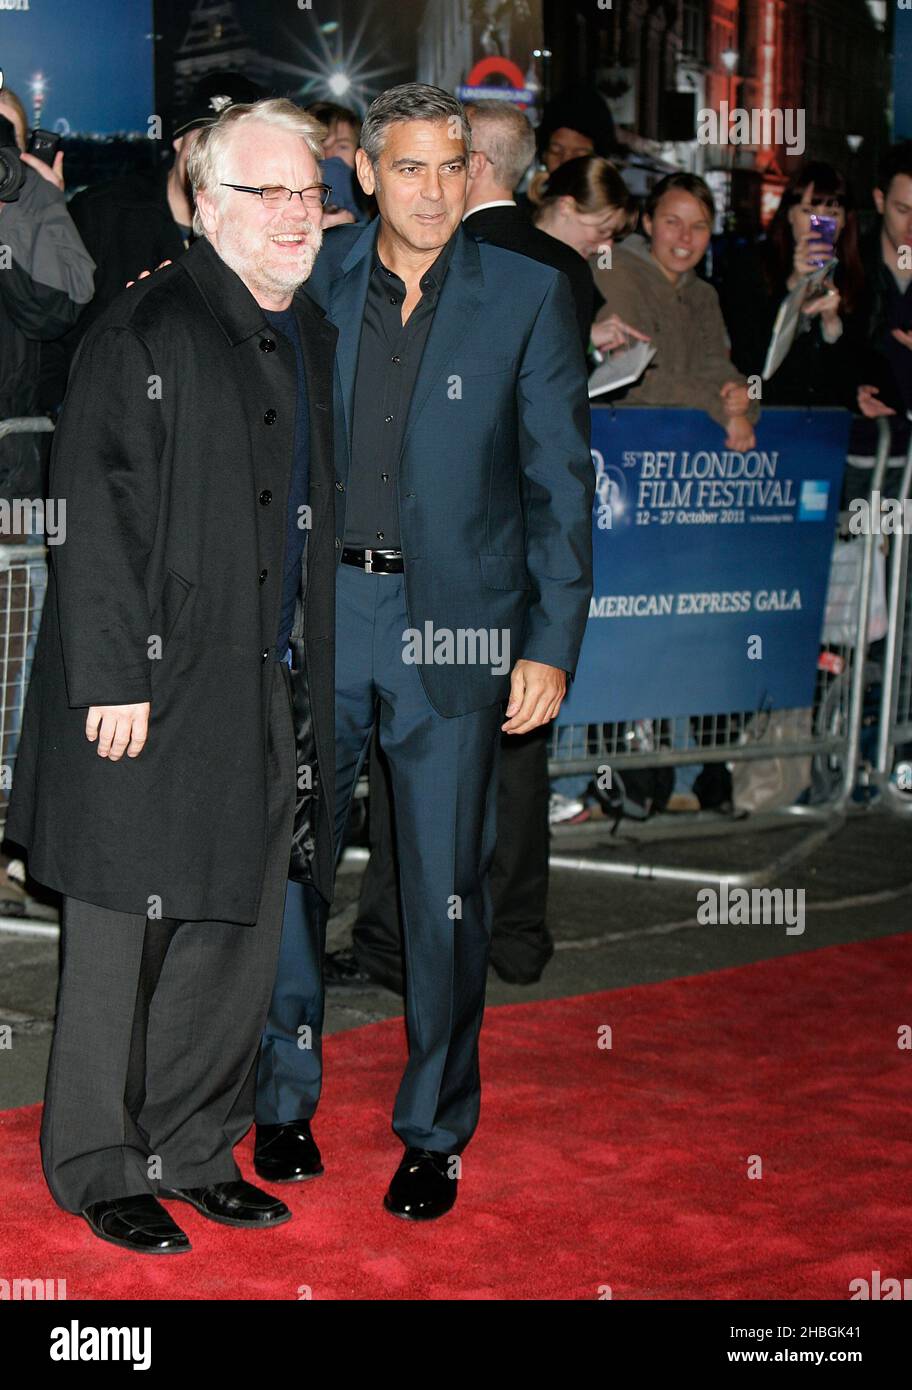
[2,934,911,1300]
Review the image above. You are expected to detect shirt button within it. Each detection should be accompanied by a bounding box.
[259,489,272,505]
[263,409,277,425]
[260,339,276,352]
[335,480,344,492]
[389,297,397,305]
[259,568,268,583]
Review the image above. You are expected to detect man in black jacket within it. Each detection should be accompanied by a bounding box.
[463,101,595,353]
[853,142,912,465]
[6,99,338,1254]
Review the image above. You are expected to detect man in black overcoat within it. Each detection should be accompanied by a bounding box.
[6,99,338,1254]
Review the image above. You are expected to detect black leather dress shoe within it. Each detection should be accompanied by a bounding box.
[81,1195,191,1254]
[254,1119,324,1182]
[383,1148,458,1222]
[159,1178,292,1228]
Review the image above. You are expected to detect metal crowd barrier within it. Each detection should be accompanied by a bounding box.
[544,419,894,884]
[873,429,912,813]
[0,416,901,893]
[0,418,54,844]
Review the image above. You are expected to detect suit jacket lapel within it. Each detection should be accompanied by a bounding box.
[399,226,484,458]
[328,220,379,453]
[323,222,485,477]
[292,292,337,560]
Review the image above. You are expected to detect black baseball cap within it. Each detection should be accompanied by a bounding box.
[172,72,268,139]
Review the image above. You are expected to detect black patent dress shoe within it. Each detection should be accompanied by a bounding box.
[254,1118,324,1182]
[81,1194,191,1254]
[383,1147,458,1222]
[159,1178,292,1228]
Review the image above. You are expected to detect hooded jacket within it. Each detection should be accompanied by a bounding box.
[592,233,758,429]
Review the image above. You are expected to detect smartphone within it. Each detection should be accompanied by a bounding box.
[26,128,61,167]
[809,212,837,266]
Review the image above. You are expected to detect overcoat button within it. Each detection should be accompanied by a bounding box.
[335,480,344,492]
[259,489,272,505]
[260,339,276,352]
[259,569,268,583]
[263,409,277,425]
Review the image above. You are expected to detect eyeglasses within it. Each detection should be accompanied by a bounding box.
[220,182,333,208]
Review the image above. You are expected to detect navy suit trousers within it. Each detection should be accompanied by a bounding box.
[256,561,502,1152]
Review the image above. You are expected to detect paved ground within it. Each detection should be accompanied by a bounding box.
[1,805,910,1110]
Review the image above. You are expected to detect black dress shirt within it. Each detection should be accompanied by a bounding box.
[343,230,458,549]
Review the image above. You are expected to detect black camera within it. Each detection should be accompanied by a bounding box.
[0,113,25,203]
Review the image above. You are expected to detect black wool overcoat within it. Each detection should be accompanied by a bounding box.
[6,235,338,923]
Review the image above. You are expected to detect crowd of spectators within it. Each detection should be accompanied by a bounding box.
[1,69,910,973]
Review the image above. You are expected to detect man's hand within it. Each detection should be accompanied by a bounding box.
[20,149,65,193]
[85,703,151,760]
[502,660,566,734]
[857,384,896,419]
[126,260,173,288]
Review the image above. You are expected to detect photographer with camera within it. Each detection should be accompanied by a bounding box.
[0,102,94,504]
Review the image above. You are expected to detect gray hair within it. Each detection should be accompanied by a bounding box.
[360,83,471,166]
[464,99,536,193]
[187,98,326,237]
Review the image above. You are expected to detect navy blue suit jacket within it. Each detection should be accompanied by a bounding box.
[305,219,594,718]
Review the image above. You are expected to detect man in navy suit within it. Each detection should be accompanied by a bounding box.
[254,84,594,1220]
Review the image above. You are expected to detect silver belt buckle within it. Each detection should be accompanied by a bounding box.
[364,548,373,573]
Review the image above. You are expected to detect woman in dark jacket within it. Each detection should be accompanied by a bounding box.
[719,162,865,410]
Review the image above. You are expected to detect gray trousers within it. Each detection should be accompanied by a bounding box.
[40,661,296,1213]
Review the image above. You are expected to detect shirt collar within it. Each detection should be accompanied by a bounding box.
[373,225,460,297]
[463,200,516,219]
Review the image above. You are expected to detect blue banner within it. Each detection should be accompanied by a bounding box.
[558,407,850,725]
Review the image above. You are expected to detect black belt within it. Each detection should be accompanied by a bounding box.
[341,546,404,573]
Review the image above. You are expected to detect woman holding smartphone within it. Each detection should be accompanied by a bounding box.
[719,162,864,408]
